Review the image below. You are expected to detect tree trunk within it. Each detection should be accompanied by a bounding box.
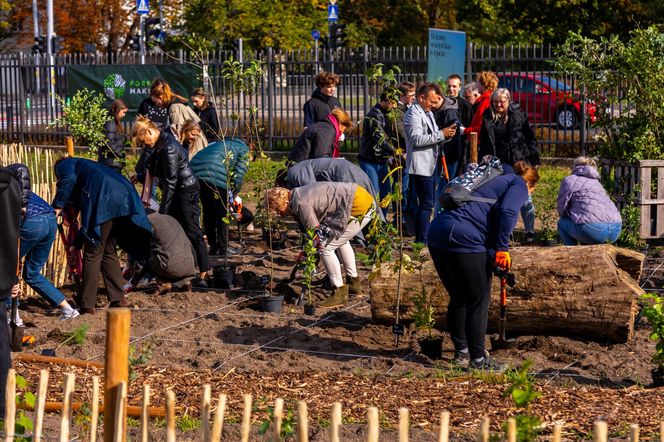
[369,245,644,342]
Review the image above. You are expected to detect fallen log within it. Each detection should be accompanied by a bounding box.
[370,245,644,342]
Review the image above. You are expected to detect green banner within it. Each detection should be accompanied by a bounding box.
[66,64,201,113]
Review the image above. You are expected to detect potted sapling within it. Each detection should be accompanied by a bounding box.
[413,289,443,360]
[639,293,664,387]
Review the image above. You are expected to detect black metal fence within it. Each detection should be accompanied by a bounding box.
[0,44,611,155]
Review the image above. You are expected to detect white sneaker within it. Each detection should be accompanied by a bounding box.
[59,309,80,321]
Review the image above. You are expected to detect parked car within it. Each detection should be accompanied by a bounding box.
[497,73,596,129]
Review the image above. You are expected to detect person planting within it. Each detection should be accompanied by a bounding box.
[266,182,375,306]
[427,160,539,371]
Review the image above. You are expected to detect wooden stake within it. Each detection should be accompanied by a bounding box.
[211,394,226,442]
[140,384,150,442]
[91,375,100,442]
[470,132,478,164]
[113,382,127,442]
[60,372,75,442]
[660,421,664,442]
[166,390,176,442]
[331,402,342,442]
[398,407,409,442]
[594,421,608,442]
[241,394,252,442]
[367,406,379,442]
[273,398,284,442]
[104,308,131,442]
[552,424,562,442]
[629,423,639,442]
[4,369,15,442]
[65,136,74,157]
[507,418,516,442]
[296,401,308,442]
[478,417,489,442]
[201,385,211,442]
[438,411,450,442]
[34,369,49,442]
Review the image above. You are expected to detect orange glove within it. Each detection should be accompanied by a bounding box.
[495,251,511,272]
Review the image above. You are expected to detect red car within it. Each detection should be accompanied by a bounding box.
[497,73,596,129]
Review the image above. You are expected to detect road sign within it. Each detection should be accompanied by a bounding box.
[311,30,321,40]
[327,5,338,21]
[329,0,337,4]
[137,0,149,14]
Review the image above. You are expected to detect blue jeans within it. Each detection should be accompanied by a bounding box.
[521,194,535,234]
[360,160,391,216]
[557,217,622,245]
[20,213,65,307]
[412,173,435,243]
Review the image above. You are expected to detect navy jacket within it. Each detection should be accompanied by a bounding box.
[190,139,250,192]
[0,168,20,298]
[427,168,528,254]
[52,158,152,259]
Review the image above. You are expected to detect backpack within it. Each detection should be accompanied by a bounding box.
[439,156,504,210]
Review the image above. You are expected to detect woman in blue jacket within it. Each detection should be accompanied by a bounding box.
[427,161,539,371]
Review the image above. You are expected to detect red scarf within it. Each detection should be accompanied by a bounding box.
[327,114,342,158]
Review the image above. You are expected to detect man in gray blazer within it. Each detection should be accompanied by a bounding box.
[404,83,457,243]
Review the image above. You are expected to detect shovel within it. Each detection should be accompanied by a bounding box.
[490,274,516,350]
[10,298,24,353]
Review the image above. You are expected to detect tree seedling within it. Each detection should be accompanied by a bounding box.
[502,360,543,441]
[638,293,664,385]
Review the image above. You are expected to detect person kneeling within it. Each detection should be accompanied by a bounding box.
[266,183,374,307]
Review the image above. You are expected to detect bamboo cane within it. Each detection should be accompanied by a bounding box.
[113,381,127,442]
[60,372,75,442]
[4,369,16,442]
[201,384,211,442]
[507,418,516,442]
[367,407,379,442]
[91,376,100,442]
[241,394,252,442]
[34,369,49,442]
[330,402,342,442]
[478,417,489,442]
[273,397,284,442]
[166,390,176,442]
[211,394,226,442]
[140,384,150,442]
[629,424,639,442]
[594,421,608,442]
[398,407,409,442]
[438,411,450,442]
[297,401,308,442]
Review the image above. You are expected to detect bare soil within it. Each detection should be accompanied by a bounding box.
[12,228,664,440]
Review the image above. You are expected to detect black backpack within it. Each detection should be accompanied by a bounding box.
[439,156,504,210]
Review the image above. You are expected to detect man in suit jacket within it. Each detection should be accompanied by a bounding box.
[404,83,457,243]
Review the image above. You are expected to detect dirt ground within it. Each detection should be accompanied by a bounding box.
[11,227,664,440]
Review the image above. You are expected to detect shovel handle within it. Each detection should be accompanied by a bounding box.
[500,277,507,306]
[11,297,18,323]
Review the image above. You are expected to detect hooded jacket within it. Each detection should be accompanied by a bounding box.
[290,182,358,240]
[359,103,397,164]
[288,119,338,163]
[479,104,540,166]
[557,165,622,225]
[190,139,250,192]
[303,89,342,128]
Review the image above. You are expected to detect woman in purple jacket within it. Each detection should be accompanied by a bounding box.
[556,157,622,245]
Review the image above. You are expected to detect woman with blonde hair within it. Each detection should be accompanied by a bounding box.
[180,119,208,160]
[140,78,200,139]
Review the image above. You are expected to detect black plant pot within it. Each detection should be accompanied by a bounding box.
[303,303,316,316]
[652,367,664,388]
[261,295,284,314]
[544,238,558,247]
[638,244,650,256]
[213,265,234,289]
[261,230,286,250]
[418,337,443,360]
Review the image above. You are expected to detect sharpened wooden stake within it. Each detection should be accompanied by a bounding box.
[297,401,308,442]
[211,394,226,442]
[201,385,211,442]
[367,407,379,442]
[4,369,15,442]
[91,375,100,442]
[65,136,74,157]
[273,398,284,442]
[552,424,562,442]
[470,132,478,164]
[438,411,450,442]
[113,382,127,442]
[166,390,176,442]
[241,394,252,442]
[399,408,409,441]
[104,308,131,442]
[630,424,639,442]
[60,372,75,442]
[140,384,150,442]
[34,369,49,442]
[331,402,342,442]
[594,421,607,442]
[507,418,517,442]
[478,417,489,442]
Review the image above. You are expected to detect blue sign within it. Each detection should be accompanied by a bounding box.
[137,0,149,14]
[311,30,321,40]
[427,29,466,84]
[327,5,339,22]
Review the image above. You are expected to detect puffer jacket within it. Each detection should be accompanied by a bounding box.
[147,130,198,214]
[288,120,337,163]
[303,89,342,128]
[0,167,20,296]
[190,139,250,192]
[5,163,30,207]
[290,182,357,240]
[359,103,396,164]
[557,165,622,225]
[479,104,540,166]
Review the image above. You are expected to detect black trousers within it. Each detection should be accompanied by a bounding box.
[0,300,9,417]
[430,247,493,360]
[168,186,210,273]
[199,182,229,254]
[81,220,125,309]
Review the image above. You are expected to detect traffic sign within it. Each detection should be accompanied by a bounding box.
[311,30,321,40]
[137,0,149,14]
[327,5,338,21]
[329,0,337,4]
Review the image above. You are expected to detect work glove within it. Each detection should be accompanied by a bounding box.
[494,251,511,272]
